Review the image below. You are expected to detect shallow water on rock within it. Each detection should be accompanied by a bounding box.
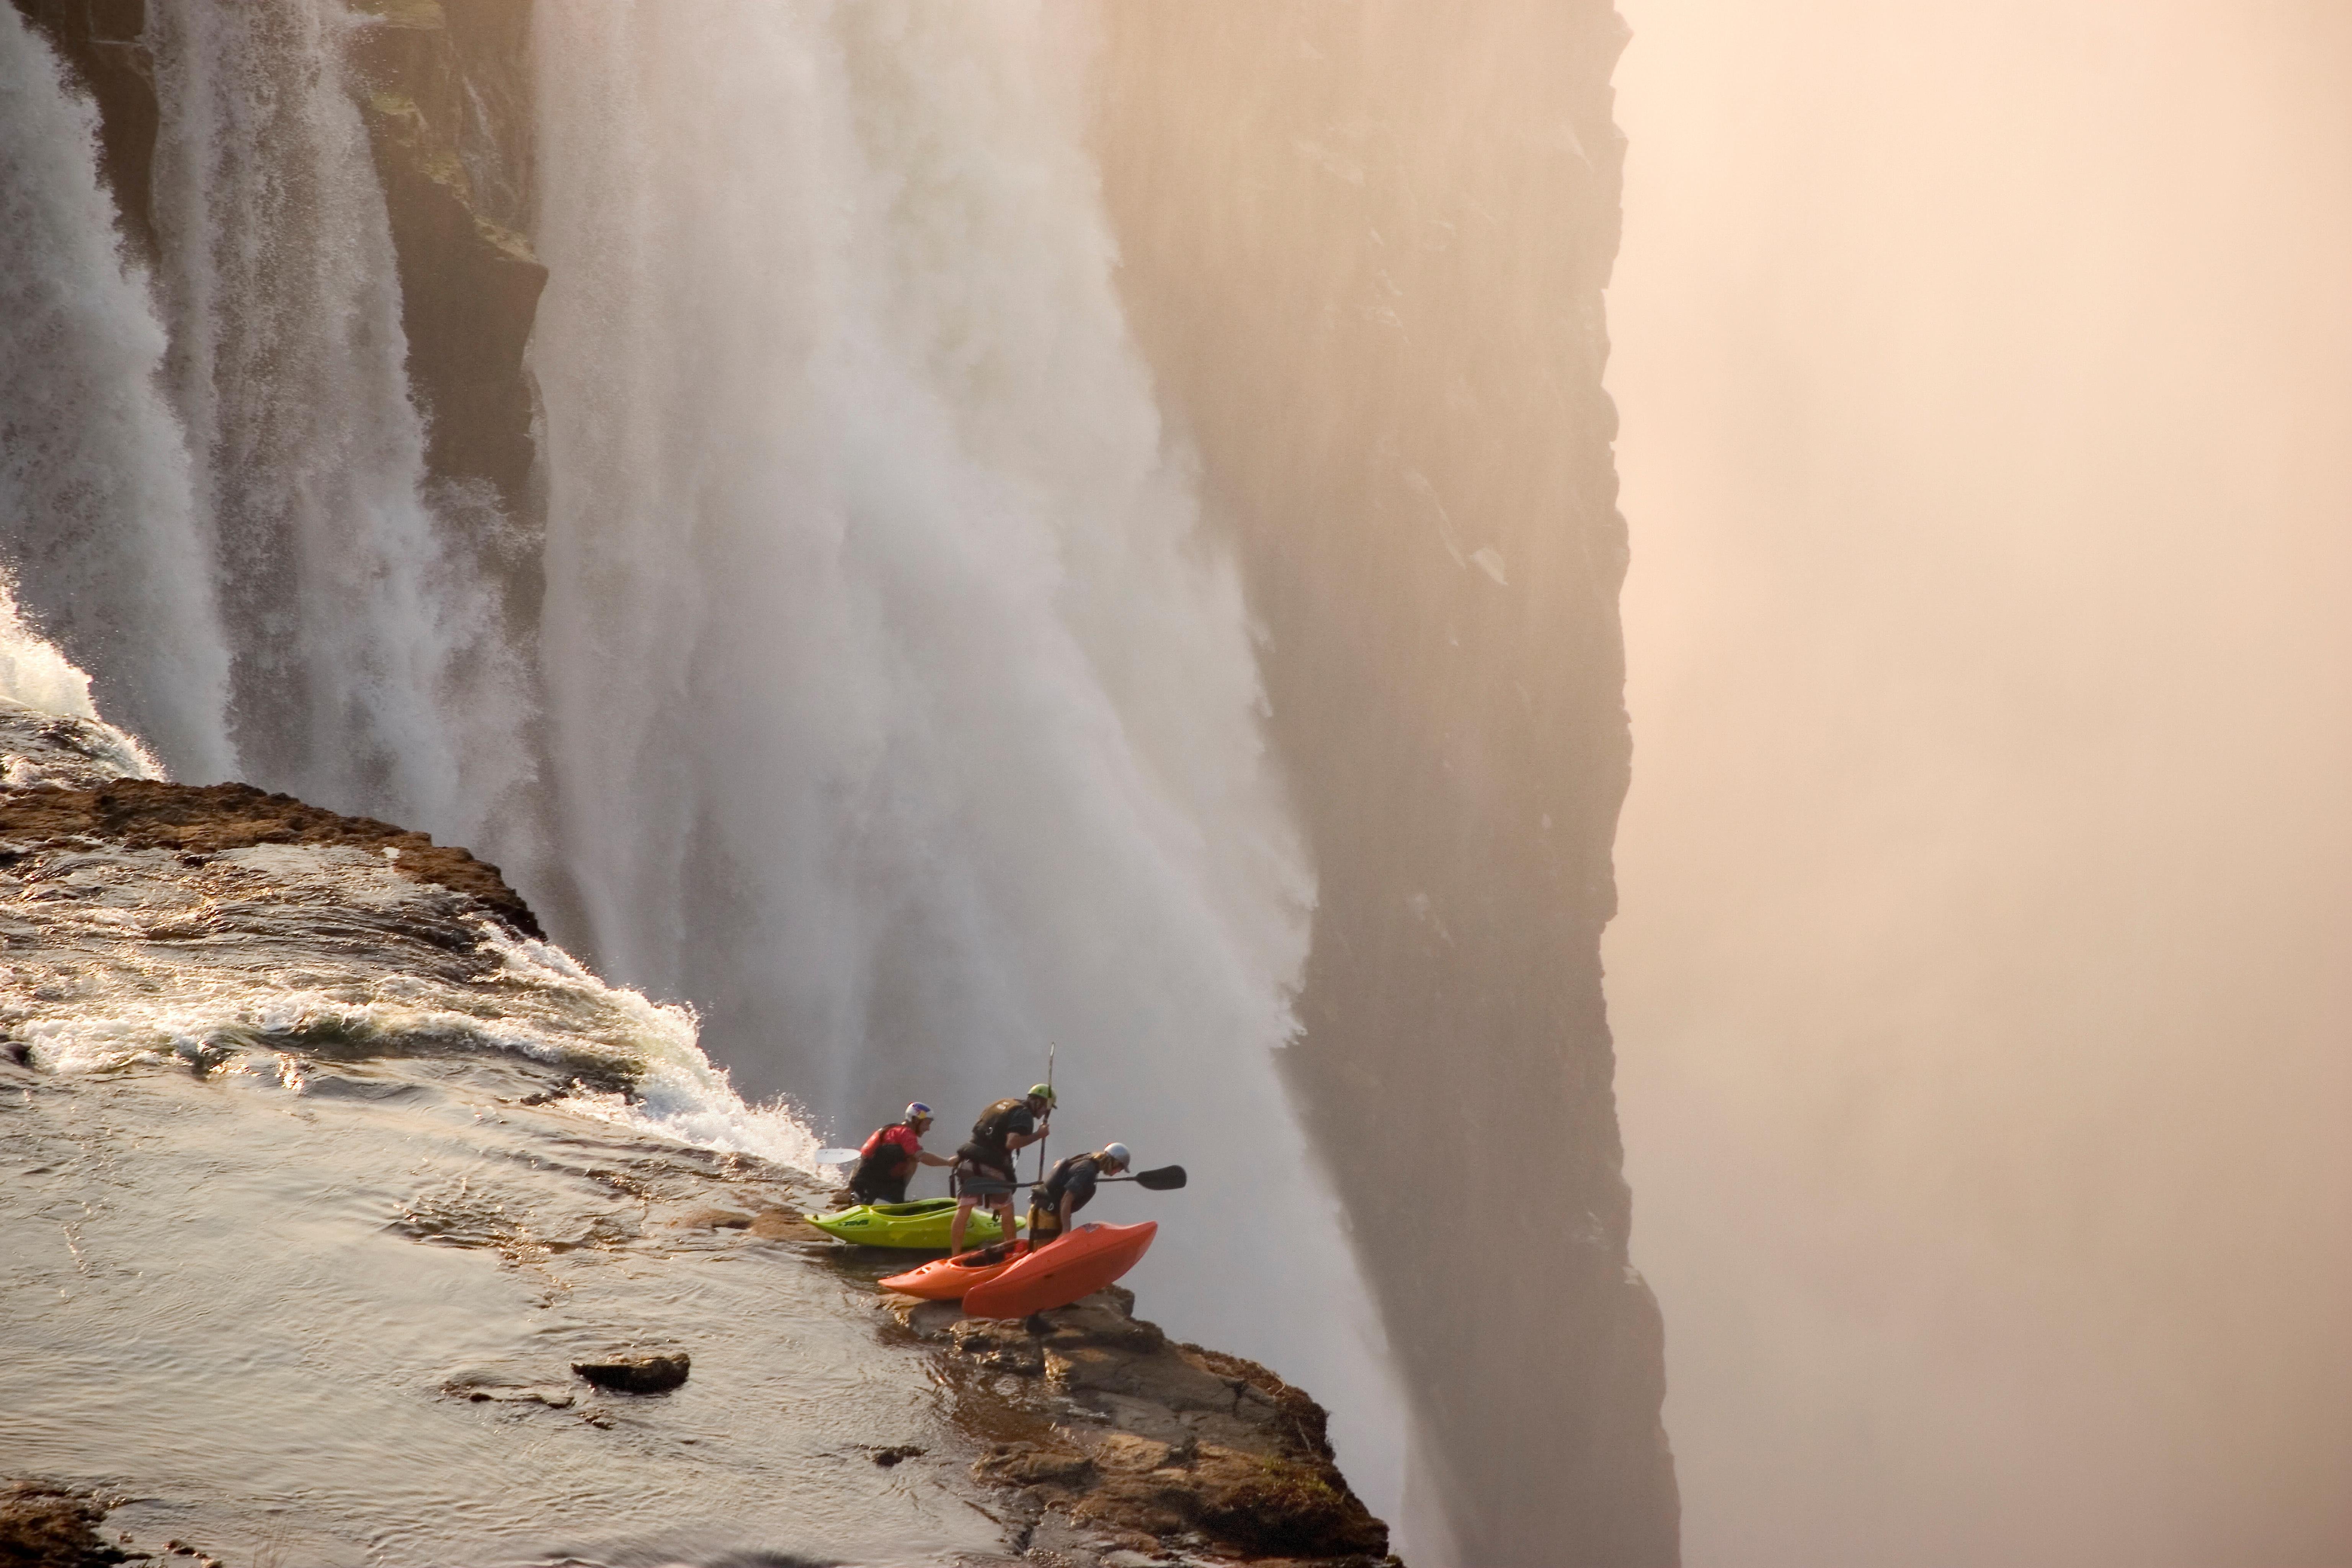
[2,1054,1014,1567]
[0,834,1012,1566]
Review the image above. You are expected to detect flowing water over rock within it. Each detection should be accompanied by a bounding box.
[0,619,1393,1566]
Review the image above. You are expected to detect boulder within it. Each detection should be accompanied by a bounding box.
[570,1351,689,1394]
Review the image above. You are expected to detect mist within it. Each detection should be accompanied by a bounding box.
[1606,3,2352,1565]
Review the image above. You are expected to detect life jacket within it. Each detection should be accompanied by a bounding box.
[959,1097,1032,1169]
[861,1121,919,1161]
[851,1121,919,1192]
[1039,1152,1102,1212]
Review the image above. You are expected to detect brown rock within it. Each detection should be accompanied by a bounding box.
[0,781,542,938]
[972,1441,1093,1489]
[746,1208,823,1241]
[0,1479,123,1568]
[1182,1444,1388,1560]
[672,1208,752,1231]
[570,1351,689,1394]
[1087,1433,1173,1474]
[1034,1294,1167,1354]
[950,1316,1045,1376]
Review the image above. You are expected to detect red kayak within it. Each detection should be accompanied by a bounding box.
[961,1221,1156,1318]
[878,1240,1028,1301]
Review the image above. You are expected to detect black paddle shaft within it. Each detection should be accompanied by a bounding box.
[959,1163,1186,1196]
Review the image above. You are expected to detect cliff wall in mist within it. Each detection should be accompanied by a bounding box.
[13,0,542,514]
[1091,7,1677,1564]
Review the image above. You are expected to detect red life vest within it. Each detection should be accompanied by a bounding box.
[861,1122,922,1161]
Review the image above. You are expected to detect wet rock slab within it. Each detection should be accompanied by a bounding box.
[571,1351,691,1394]
[892,1287,1397,1566]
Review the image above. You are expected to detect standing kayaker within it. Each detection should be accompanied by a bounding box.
[949,1083,1055,1253]
[847,1102,953,1205]
[1029,1143,1130,1250]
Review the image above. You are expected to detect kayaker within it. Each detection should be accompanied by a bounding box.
[846,1102,952,1205]
[1029,1143,1130,1250]
[948,1083,1055,1253]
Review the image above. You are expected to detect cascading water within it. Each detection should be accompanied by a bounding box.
[0,8,233,779]
[530,2,1410,1516]
[141,0,533,854]
[2,0,1418,1535]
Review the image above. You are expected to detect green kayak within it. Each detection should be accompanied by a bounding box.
[804,1197,1020,1250]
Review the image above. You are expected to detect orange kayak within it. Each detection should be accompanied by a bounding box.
[961,1221,1156,1319]
[878,1240,1028,1301]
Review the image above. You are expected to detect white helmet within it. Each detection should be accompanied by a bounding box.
[1101,1142,1132,1169]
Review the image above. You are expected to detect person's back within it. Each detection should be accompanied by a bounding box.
[958,1096,1036,1173]
[1030,1143,1129,1248]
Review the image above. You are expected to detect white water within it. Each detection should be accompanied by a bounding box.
[0,11,233,779]
[2,0,1411,1522]
[144,0,533,854]
[531,2,1407,1516]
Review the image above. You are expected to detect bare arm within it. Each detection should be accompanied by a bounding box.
[918,1150,953,1167]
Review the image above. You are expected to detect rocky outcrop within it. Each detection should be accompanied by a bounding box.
[1093,6,1677,1563]
[0,778,543,938]
[0,1481,123,1568]
[894,1285,1395,1568]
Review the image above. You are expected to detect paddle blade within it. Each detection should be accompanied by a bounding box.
[1129,1164,1186,1191]
[813,1148,860,1165]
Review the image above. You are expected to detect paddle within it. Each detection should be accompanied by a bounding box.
[814,1148,859,1165]
[1035,1041,1056,1186]
[958,1163,1185,1195]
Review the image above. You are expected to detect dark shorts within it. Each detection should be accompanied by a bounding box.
[952,1156,1014,1204]
[848,1171,910,1205]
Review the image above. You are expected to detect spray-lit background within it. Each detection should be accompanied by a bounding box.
[1608,3,2352,1563]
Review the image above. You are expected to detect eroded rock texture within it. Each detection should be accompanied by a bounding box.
[1093,6,1678,1563]
[897,1285,1394,1568]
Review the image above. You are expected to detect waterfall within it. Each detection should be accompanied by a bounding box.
[0,10,232,779]
[142,0,533,853]
[531,2,1407,1508]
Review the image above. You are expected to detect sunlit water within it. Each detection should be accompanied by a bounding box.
[0,833,1010,1567]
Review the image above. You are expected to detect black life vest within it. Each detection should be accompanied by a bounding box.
[1039,1152,1102,1212]
[959,1097,1032,1168]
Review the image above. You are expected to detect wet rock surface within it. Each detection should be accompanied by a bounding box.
[0,728,1395,1563]
[0,779,542,938]
[0,1480,124,1568]
[890,1284,1396,1567]
[570,1351,690,1395]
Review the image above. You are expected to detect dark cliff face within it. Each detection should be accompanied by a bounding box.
[13,0,544,518]
[1090,6,1678,1564]
[345,0,544,520]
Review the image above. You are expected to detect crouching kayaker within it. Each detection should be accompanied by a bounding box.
[1029,1143,1130,1250]
[848,1102,952,1205]
[949,1083,1055,1253]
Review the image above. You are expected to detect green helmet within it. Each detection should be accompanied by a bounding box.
[1028,1083,1056,1105]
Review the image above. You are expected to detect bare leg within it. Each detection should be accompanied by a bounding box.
[950,1195,976,1254]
